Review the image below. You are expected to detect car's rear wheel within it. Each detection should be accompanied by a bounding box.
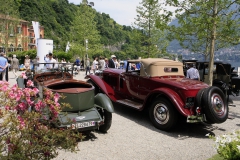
[202,86,228,123]
[97,108,112,133]
[149,98,178,131]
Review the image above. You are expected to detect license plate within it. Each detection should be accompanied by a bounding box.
[72,121,95,129]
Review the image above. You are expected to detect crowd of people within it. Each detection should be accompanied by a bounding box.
[0,52,200,81]
[0,53,144,80]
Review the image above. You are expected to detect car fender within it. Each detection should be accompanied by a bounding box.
[89,75,119,101]
[144,88,188,117]
[94,93,114,113]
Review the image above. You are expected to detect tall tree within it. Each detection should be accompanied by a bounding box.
[0,0,20,54]
[70,0,102,59]
[166,0,240,85]
[134,0,169,58]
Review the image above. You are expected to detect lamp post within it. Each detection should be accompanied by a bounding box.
[83,1,93,60]
[85,39,88,59]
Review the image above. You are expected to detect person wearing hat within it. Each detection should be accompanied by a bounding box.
[24,55,30,70]
[108,55,116,68]
[11,55,19,78]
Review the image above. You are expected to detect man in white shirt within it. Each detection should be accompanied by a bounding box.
[186,64,200,80]
[46,53,56,69]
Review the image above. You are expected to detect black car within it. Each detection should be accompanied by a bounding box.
[183,60,240,96]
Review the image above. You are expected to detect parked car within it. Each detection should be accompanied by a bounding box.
[17,63,114,133]
[182,60,240,96]
[87,58,228,131]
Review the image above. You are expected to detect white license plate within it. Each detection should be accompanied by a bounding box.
[72,121,95,129]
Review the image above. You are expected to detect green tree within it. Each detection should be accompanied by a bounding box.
[134,0,169,58]
[70,0,103,60]
[166,0,240,85]
[0,0,20,54]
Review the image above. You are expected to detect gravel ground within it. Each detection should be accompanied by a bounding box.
[8,70,240,160]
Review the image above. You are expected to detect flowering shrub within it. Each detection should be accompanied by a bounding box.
[0,80,81,159]
[207,130,240,160]
[18,72,28,79]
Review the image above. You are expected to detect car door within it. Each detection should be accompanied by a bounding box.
[124,72,140,99]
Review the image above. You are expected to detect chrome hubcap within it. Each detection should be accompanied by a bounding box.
[211,93,225,117]
[154,103,169,124]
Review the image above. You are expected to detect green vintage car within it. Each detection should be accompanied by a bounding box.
[17,63,114,133]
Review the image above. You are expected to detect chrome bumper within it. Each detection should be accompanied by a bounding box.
[187,114,207,123]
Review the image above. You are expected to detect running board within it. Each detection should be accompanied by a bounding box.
[116,99,143,110]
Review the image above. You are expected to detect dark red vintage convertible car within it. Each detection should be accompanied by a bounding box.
[87,58,228,131]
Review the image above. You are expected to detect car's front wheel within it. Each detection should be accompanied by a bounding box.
[149,98,178,131]
[97,108,112,133]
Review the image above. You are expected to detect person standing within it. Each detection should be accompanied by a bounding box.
[0,52,8,81]
[44,54,49,62]
[45,53,56,69]
[98,56,105,71]
[75,57,81,73]
[80,58,84,71]
[105,58,109,69]
[186,63,200,80]
[85,58,91,75]
[32,56,40,71]
[3,53,9,81]
[11,55,19,78]
[108,55,116,68]
[92,57,98,74]
[24,55,31,70]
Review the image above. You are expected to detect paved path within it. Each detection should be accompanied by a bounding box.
[7,70,240,160]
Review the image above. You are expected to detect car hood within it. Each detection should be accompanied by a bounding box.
[152,77,209,90]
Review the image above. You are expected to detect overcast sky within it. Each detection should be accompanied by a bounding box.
[68,0,142,26]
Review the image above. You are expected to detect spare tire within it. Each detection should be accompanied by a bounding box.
[196,88,207,107]
[202,86,228,123]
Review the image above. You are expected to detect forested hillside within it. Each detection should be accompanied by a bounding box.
[0,0,173,60]
[18,0,129,52]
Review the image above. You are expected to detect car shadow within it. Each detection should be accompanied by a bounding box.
[81,131,98,141]
[113,102,223,139]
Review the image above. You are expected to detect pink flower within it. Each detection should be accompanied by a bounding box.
[17,102,27,111]
[11,84,18,92]
[32,88,39,95]
[26,80,34,87]
[35,100,44,112]
[26,97,34,105]
[1,85,9,92]
[20,72,27,79]
[54,93,60,103]
[8,91,16,99]
[0,81,9,86]
[5,105,10,110]
[17,116,25,128]
[23,88,31,97]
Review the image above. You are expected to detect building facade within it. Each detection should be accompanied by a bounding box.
[0,15,44,53]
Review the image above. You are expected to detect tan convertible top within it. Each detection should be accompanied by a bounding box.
[129,58,182,66]
[128,58,184,77]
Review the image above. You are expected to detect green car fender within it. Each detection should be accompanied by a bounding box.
[94,93,114,113]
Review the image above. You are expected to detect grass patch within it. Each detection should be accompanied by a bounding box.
[208,154,225,160]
